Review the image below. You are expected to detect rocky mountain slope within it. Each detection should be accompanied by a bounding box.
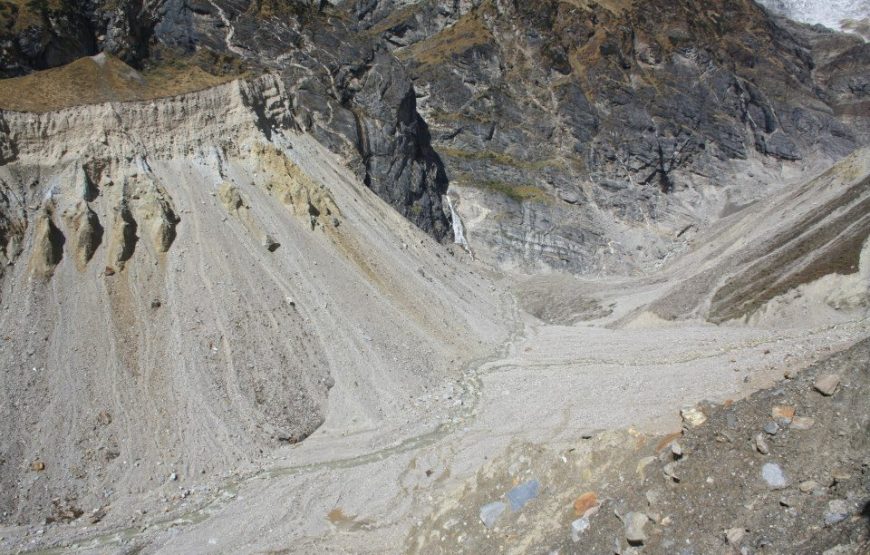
[357,0,870,272]
[2,0,868,272]
[0,1,868,553]
[644,147,870,324]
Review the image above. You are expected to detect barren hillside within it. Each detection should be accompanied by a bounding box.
[0,1,868,554]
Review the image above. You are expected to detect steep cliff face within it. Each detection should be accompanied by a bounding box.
[352,0,869,272]
[3,1,868,271]
[1,0,452,237]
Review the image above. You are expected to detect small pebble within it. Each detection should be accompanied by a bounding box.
[725,527,746,546]
[754,433,770,455]
[570,517,590,542]
[771,405,795,420]
[624,512,649,545]
[790,416,815,430]
[799,480,819,493]
[763,421,779,435]
[814,374,840,396]
[479,501,506,529]
[681,407,707,428]
[824,500,850,525]
[573,492,599,517]
[762,463,788,489]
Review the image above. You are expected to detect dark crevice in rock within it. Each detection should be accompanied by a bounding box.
[112,203,138,268]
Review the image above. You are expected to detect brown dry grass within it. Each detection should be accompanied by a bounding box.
[399,12,493,68]
[560,0,632,14]
[0,53,238,112]
[364,3,422,38]
[0,0,61,32]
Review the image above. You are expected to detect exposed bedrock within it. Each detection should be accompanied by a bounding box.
[4,0,868,271]
[354,0,870,273]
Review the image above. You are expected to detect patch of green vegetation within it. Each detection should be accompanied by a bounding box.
[439,147,565,172]
[462,179,553,204]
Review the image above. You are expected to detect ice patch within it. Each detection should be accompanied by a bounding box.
[757,0,870,37]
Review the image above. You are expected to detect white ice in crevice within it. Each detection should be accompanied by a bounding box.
[445,194,470,253]
[756,0,870,36]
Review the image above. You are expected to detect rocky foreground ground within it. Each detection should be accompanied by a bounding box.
[410,337,870,555]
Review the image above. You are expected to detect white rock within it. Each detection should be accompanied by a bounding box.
[571,517,590,542]
[814,374,840,396]
[725,527,745,546]
[761,463,788,489]
[680,407,707,428]
[624,512,649,545]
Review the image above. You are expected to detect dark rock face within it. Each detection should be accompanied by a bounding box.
[1,0,868,263]
[1,0,450,238]
[349,0,868,272]
[234,1,450,238]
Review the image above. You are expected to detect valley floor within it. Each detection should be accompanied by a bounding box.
[4,274,868,554]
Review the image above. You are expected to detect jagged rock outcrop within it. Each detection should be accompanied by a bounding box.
[2,0,452,238]
[355,0,870,272]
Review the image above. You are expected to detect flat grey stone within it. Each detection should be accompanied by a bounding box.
[814,374,840,396]
[625,511,649,545]
[762,463,788,489]
[479,501,506,529]
[824,499,850,525]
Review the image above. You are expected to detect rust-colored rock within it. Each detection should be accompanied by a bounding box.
[573,492,599,517]
[771,405,795,421]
